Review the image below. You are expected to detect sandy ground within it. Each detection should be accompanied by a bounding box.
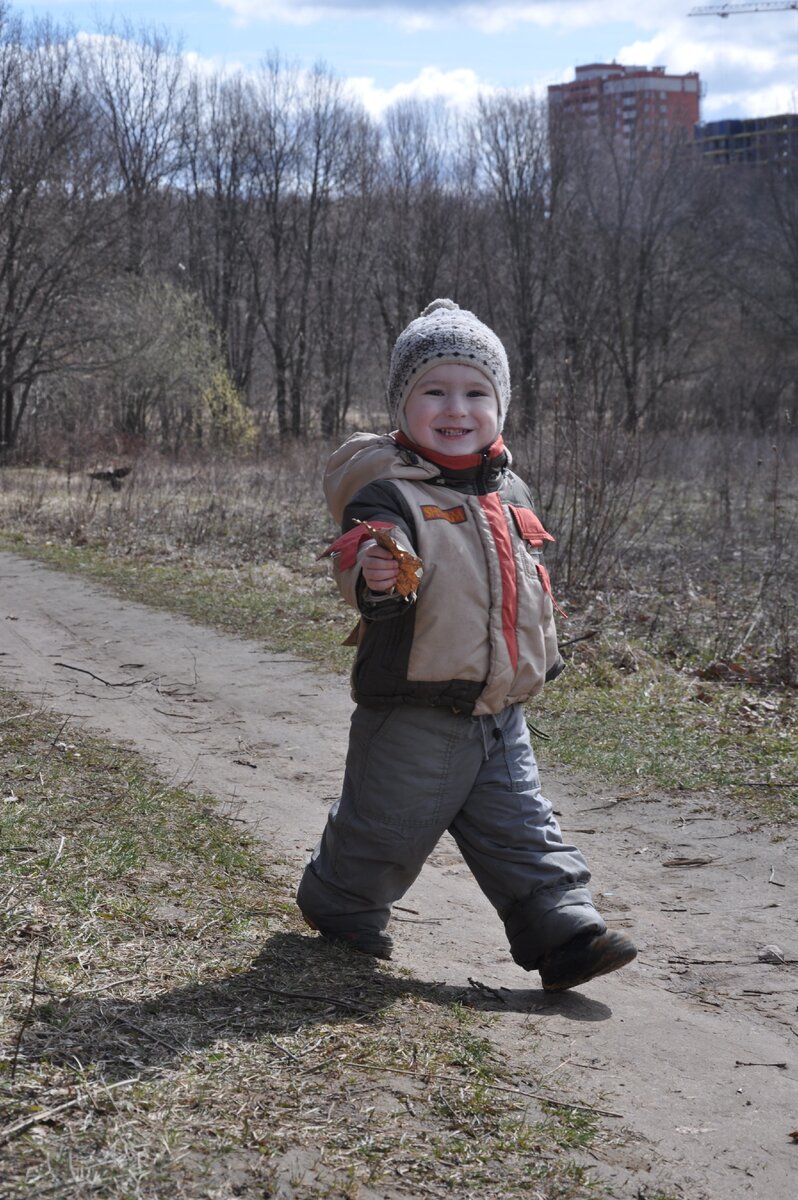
[1,550,796,1199]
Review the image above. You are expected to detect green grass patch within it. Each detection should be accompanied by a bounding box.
[534,641,796,820]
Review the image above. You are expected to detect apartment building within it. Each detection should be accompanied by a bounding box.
[694,114,798,166]
[548,63,702,143]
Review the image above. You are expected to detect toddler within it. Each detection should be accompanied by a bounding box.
[297,300,636,991]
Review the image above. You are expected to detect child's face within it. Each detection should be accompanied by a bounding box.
[403,364,499,456]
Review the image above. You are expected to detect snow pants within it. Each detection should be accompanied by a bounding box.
[296,702,605,969]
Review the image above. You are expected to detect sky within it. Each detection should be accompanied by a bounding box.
[17,0,798,121]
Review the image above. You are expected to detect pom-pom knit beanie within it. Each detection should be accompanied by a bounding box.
[387,299,511,437]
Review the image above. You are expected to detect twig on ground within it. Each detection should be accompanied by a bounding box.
[269,1036,302,1062]
[577,795,655,812]
[49,716,71,748]
[467,978,509,1004]
[250,987,374,1015]
[10,946,42,1081]
[668,956,738,965]
[662,856,714,868]
[539,1056,574,1079]
[338,1058,625,1118]
[54,662,151,688]
[558,631,599,649]
[0,711,35,726]
[0,1077,139,1145]
[112,1015,186,1056]
[734,1061,787,1069]
[66,974,142,999]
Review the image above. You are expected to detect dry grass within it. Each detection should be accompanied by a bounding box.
[514,430,798,689]
[0,437,794,819]
[0,446,334,569]
[1,436,793,1193]
[2,431,795,687]
[0,694,608,1199]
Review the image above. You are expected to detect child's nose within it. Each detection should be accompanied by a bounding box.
[445,392,467,414]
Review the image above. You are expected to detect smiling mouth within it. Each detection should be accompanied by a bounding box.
[435,428,473,437]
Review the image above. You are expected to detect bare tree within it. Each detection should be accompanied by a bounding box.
[471,94,556,432]
[717,158,798,430]
[82,19,187,277]
[288,65,359,436]
[0,11,112,456]
[314,109,381,436]
[181,71,259,395]
[373,100,456,351]
[242,58,368,437]
[554,122,720,431]
[239,56,303,437]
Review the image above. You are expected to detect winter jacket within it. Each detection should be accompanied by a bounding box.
[324,431,565,717]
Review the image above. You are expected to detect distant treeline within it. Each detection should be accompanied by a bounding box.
[0,7,795,459]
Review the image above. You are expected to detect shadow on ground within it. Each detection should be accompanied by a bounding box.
[19,932,611,1080]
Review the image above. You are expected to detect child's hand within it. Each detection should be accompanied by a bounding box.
[361,542,400,593]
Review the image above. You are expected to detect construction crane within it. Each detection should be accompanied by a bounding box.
[689,3,798,15]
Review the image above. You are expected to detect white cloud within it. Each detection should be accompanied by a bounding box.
[703,82,798,120]
[618,26,797,117]
[344,65,500,117]
[619,32,782,79]
[182,49,251,80]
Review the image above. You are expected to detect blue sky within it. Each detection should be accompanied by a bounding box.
[19,0,798,120]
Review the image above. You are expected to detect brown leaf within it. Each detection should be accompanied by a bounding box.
[354,520,423,598]
[789,1129,798,1143]
[342,620,362,647]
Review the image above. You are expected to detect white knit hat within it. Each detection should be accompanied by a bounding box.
[387,299,511,436]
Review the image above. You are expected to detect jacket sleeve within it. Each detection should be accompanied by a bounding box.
[332,480,420,621]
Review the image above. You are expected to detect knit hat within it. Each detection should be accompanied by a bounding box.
[387,299,511,436]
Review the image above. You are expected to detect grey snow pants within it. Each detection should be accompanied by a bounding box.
[296,702,605,970]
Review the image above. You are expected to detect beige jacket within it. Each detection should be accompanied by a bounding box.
[324,432,564,717]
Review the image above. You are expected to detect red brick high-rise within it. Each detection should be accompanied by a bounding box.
[548,63,701,145]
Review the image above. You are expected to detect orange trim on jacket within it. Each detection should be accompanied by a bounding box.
[479,492,519,671]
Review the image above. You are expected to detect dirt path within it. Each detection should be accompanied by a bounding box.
[1,550,796,1199]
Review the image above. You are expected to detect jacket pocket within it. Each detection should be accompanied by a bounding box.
[508,505,555,550]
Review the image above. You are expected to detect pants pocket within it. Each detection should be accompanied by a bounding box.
[349,706,464,830]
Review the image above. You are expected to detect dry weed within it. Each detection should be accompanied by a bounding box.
[2,432,794,687]
[0,694,604,1199]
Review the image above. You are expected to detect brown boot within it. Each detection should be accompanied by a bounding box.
[539,930,637,992]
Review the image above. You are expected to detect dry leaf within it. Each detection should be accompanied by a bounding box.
[354,520,423,598]
[789,1129,798,1143]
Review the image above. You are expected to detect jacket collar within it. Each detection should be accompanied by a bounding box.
[394,432,509,484]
